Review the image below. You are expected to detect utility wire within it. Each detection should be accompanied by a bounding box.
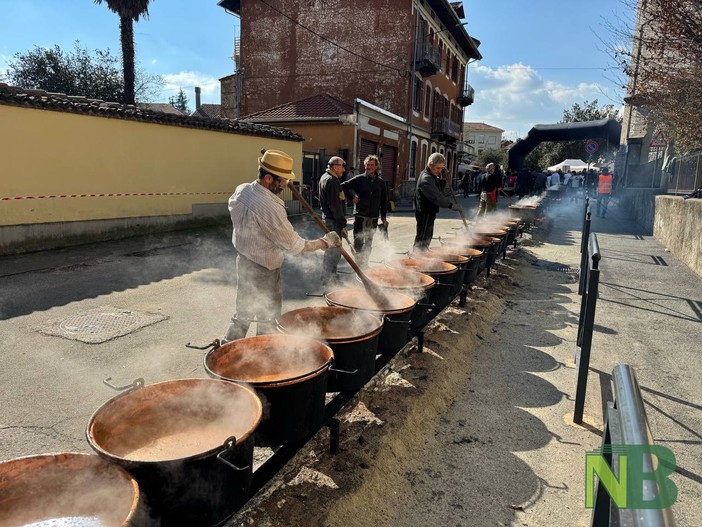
[255,0,406,76]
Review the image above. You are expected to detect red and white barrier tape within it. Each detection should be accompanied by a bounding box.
[1,192,231,201]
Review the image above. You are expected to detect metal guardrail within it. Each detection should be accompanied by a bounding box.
[579,197,591,295]
[574,232,601,424]
[591,364,677,526]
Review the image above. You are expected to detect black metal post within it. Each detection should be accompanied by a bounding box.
[579,198,591,296]
[574,234,601,424]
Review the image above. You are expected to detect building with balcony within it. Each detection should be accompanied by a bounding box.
[460,122,504,160]
[217,0,481,190]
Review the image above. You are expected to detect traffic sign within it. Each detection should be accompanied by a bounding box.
[650,130,667,148]
[585,141,599,155]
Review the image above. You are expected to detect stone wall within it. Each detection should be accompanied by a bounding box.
[654,195,702,278]
[617,188,663,232]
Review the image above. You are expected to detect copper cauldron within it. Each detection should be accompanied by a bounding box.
[0,453,141,526]
[325,288,416,355]
[205,335,333,446]
[87,378,261,525]
[277,306,383,392]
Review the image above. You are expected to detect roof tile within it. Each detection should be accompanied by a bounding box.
[243,93,353,122]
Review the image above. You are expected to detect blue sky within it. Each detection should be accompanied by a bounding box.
[0,0,634,140]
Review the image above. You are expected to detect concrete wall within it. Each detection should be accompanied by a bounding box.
[0,105,302,254]
[617,188,663,232]
[654,195,702,278]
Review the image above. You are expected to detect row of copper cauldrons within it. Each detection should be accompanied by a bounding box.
[0,215,528,526]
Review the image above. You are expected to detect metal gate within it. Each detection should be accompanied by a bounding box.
[360,139,378,169]
[381,145,397,188]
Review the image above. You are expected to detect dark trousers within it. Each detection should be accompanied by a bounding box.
[596,194,611,217]
[353,216,377,268]
[414,210,436,251]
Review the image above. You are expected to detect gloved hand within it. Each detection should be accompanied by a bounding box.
[321,231,342,249]
[382,219,389,228]
[341,227,349,238]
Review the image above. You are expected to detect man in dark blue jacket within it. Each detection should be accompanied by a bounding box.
[413,152,462,251]
[341,155,388,267]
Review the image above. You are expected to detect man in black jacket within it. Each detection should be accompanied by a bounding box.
[413,152,462,251]
[319,156,348,286]
[341,155,388,267]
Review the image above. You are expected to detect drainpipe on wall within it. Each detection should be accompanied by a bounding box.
[195,86,202,111]
[353,100,360,173]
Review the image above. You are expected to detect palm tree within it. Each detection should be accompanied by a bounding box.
[94,0,152,105]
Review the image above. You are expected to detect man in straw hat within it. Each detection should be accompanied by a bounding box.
[223,149,341,342]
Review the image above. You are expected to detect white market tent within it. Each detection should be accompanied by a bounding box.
[546,159,594,172]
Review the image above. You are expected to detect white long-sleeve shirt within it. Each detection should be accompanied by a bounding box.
[228,180,306,270]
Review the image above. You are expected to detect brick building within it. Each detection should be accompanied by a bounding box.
[217,0,481,194]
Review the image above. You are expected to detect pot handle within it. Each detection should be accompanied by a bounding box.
[185,339,221,351]
[103,377,144,392]
[329,366,358,376]
[384,318,413,326]
[217,436,250,472]
[416,302,436,308]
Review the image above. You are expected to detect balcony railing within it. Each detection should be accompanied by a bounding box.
[457,84,475,107]
[415,43,441,77]
[431,117,461,141]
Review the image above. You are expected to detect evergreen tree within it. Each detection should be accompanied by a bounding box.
[169,89,189,113]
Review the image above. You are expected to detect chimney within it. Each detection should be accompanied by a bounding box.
[195,86,201,110]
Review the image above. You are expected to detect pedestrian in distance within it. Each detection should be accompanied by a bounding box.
[340,155,388,268]
[596,167,613,218]
[413,152,462,251]
[476,162,502,217]
[223,149,341,342]
[319,156,349,287]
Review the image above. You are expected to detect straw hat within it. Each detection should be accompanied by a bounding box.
[258,149,296,180]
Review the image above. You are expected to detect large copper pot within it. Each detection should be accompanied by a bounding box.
[324,288,416,355]
[205,335,333,446]
[0,453,141,526]
[359,267,436,330]
[411,251,468,295]
[385,258,457,312]
[427,246,484,285]
[87,378,261,525]
[277,306,382,392]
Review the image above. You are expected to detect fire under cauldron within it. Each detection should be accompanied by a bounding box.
[277,306,383,393]
[0,453,141,527]
[430,246,484,285]
[204,335,333,447]
[385,258,457,312]
[87,378,262,526]
[324,288,416,355]
[359,267,436,331]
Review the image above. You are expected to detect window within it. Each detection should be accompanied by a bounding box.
[468,135,475,144]
[409,141,418,179]
[487,136,497,144]
[451,57,459,82]
[424,85,431,117]
[478,135,485,144]
[413,77,422,112]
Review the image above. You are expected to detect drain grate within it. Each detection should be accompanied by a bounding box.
[40,309,168,344]
[533,261,580,273]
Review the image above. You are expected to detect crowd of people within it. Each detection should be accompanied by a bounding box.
[223,148,615,340]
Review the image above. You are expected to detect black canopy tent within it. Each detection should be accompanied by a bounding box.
[508,119,622,171]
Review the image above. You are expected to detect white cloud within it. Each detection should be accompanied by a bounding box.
[465,63,615,140]
[151,59,158,64]
[161,71,220,103]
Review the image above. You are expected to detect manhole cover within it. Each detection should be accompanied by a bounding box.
[39,310,168,344]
